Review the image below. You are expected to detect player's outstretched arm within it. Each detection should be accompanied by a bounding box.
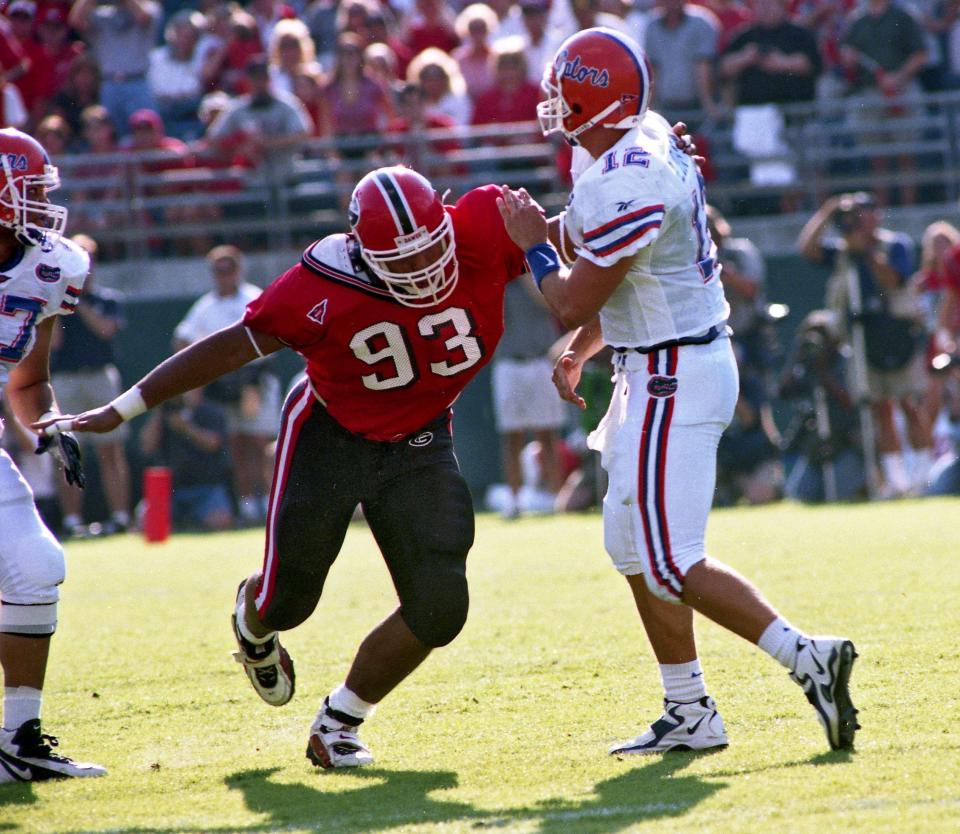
[34,323,283,435]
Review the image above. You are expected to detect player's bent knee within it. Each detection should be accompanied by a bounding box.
[642,571,685,605]
[402,568,469,648]
[641,546,706,604]
[0,517,65,607]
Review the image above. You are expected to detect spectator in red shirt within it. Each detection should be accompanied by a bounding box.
[470,40,540,128]
[366,8,413,79]
[933,228,960,379]
[206,5,264,95]
[452,3,499,102]
[0,8,28,86]
[123,107,190,168]
[22,3,82,126]
[123,108,207,254]
[6,0,36,105]
[916,221,960,425]
[402,0,460,57]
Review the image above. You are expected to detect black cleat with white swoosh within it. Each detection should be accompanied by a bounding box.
[0,719,106,782]
[789,636,860,750]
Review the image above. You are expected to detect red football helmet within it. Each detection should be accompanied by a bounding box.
[349,166,458,308]
[538,27,651,146]
[0,127,67,246]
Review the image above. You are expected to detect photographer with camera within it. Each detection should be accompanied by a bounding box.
[798,191,934,497]
[138,387,234,531]
[779,311,866,502]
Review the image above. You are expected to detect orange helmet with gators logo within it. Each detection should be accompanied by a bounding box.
[538,27,651,146]
[0,127,67,247]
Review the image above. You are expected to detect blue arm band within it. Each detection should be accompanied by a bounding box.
[525,242,562,291]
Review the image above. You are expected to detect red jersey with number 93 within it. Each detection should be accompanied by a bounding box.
[243,185,526,441]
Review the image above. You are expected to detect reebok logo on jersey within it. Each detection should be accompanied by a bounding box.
[35,264,61,283]
[647,375,678,398]
[616,200,636,212]
[409,431,433,447]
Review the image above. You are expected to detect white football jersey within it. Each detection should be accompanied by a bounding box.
[564,111,729,348]
[0,238,90,389]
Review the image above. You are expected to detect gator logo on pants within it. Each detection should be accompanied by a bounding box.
[647,375,678,398]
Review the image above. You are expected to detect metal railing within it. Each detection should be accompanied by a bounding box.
[54,90,960,262]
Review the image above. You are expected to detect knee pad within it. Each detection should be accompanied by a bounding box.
[401,560,469,648]
[0,502,64,634]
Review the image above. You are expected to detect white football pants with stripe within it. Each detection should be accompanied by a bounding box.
[0,448,63,634]
[588,336,738,603]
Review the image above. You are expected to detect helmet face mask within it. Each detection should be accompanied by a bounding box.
[538,27,650,147]
[360,215,458,306]
[350,167,459,308]
[0,128,68,247]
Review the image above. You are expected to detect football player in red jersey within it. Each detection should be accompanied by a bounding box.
[0,128,106,781]
[38,165,529,769]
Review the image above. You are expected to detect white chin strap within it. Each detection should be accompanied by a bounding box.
[566,99,623,142]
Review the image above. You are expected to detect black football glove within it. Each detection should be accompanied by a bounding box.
[36,430,86,489]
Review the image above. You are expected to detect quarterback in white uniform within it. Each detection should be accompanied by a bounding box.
[0,128,105,781]
[498,28,859,755]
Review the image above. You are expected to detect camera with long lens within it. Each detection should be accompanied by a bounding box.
[832,191,877,234]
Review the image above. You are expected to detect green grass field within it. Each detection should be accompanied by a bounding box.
[3,499,959,834]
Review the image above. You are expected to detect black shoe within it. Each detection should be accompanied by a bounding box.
[0,719,106,782]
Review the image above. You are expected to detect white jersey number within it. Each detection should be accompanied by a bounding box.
[349,307,483,391]
[0,295,46,363]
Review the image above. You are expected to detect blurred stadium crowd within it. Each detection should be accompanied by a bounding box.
[1,0,959,534]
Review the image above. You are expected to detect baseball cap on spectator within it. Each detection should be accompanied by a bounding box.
[129,108,163,132]
[38,4,68,25]
[7,0,36,18]
[520,0,550,11]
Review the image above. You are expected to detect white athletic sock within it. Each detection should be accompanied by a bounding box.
[234,590,272,645]
[325,684,376,726]
[882,452,911,494]
[660,660,708,703]
[63,513,82,530]
[758,617,805,671]
[3,686,42,731]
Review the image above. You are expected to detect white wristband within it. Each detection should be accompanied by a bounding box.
[109,387,148,422]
